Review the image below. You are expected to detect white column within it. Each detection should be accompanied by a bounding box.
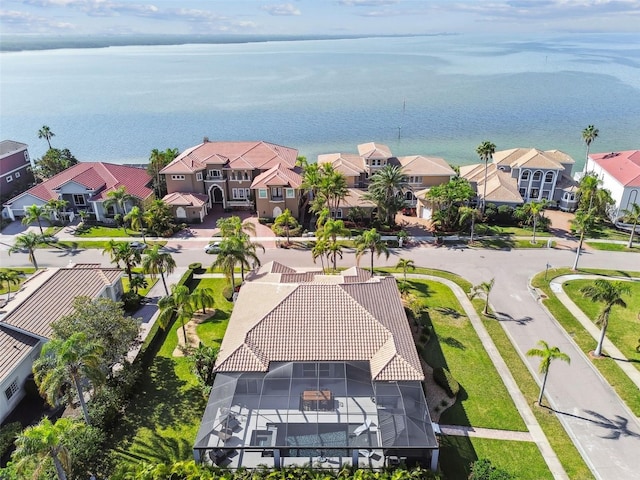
[430,448,439,471]
[549,171,558,202]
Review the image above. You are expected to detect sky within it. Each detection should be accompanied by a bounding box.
[1,0,640,36]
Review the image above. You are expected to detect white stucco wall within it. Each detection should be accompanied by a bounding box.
[0,342,42,424]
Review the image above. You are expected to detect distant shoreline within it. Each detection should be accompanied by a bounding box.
[0,32,455,53]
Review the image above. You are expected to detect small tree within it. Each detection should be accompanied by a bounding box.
[0,269,24,302]
[190,343,219,395]
[355,228,389,275]
[274,208,297,244]
[458,205,482,242]
[396,258,415,284]
[516,200,548,243]
[621,203,640,248]
[129,274,148,295]
[191,287,215,315]
[9,232,45,269]
[570,208,596,270]
[142,245,176,296]
[104,186,133,216]
[470,278,495,316]
[157,284,194,342]
[526,340,570,405]
[22,204,48,234]
[124,206,148,241]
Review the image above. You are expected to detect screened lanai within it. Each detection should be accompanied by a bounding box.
[193,361,438,469]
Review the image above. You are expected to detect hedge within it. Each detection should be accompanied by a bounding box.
[433,366,460,398]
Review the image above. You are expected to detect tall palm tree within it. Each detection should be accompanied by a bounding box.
[157,284,195,342]
[33,332,105,425]
[570,208,596,270]
[212,237,250,289]
[216,215,256,238]
[124,205,147,241]
[319,218,349,271]
[517,200,547,243]
[470,278,495,315]
[142,245,176,296]
[104,186,133,215]
[577,173,601,212]
[318,163,349,214]
[102,240,142,284]
[580,280,630,357]
[37,125,55,149]
[0,269,23,302]
[22,204,48,234]
[274,208,297,244]
[327,242,344,272]
[396,258,415,284]
[526,340,570,406]
[475,141,496,213]
[621,203,640,248]
[582,125,599,161]
[311,238,329,273]
[191,287,215,314]
[9,232,45,269]
[12,417,82,480]
[458,205,482,242]
[364,164,409,225]
[238,235,263,281]
[355,228,389,275]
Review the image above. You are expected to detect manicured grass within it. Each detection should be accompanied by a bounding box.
[473,239,555,249]
[409,279,526,431]
[75,225,142,237]
[585,241,639,252]
[563,279,640,370]
[531,268,640,416]
[586,225,631,241]
[439,436,553,480]
[112,277,232,466]
[0,267,36,297]
[122,276,158,297]
[475,224,552,237]
[55,240,167,250]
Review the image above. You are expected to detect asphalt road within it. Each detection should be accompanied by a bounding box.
[1,242,639,479]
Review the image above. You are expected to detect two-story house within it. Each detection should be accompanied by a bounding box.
[460,148,578,211]
[318,142,456,220]
[2,162,154,222]
[0,140,35,205]
[160,140,302,221]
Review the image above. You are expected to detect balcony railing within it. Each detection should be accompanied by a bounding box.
[270,196,284,202]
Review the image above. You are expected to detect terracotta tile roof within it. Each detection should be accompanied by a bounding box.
[397,155,456,176]
[338,188,376,209]
[0,326,39,384]
[461,163,524,204]
[162,192,209,207]
[161,141,298,174]
[215,268,423,382]
[590,150,640,187]
[317,153,366,176]
[357,142,392,159]
[4,162,153,205]
[0,266,123,339]
[493,148,570,171]
[250,163,303,189]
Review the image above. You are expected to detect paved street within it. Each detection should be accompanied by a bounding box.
[1,235,639,479]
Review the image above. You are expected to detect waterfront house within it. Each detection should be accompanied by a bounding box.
[160,140,302,221]
[2,162,154,222]
[582,150,640,219]
[0,140,35,205]
[193,262,438,470]
[0,264,123,423]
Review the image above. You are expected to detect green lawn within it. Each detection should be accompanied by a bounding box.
[474,224,552,237]
[112,278,232,466]
[409,279,526,431]
[0,267,36,297]
[563,279,640,370]
[472,238,555,249]
[531,268,640,416]
[75,225,142,238]
[439,436,553,480]
[585,242,640,253]
[122,275,158,297]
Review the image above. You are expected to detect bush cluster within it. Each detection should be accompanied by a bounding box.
[433,366,460,398]
[0,422,21,460]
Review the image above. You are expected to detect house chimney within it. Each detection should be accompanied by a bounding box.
[203,136,209,143]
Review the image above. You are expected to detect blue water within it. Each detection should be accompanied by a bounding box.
[1,34,639,170]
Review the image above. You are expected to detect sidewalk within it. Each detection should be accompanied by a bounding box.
[439,425,533,442]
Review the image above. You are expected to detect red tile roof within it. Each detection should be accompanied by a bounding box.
[5,162,153,204]
[162,192,209,207]
[590,150,640,187]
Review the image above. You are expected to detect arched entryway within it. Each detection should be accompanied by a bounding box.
[272,206,282,218]
[176,207,187,219]
[208,184,225,208]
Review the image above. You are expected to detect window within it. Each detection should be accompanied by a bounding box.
[530,188,539,198]
[336,209,343,219]
[259,189,267,199]
[171,174,185,181]
[24,151,30,162]
[245,188,251,199]
[545,172,554,182]
[519,188,526,197]
[4,379,18,401]
[408,176,422,184]
[15,171,20,178]
[405,191,415,201]
[5,175,12,182]
[286,188,295,198]
[232,188,249,200]
[532,171,542,181]
[271,187,283,199]
[73,194,86,206]
[521,171,530,181]
[243,171,249,181]
[209,169,221,178]
[196,172,203,181]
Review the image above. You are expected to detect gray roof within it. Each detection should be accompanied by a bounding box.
[0,326,39,384]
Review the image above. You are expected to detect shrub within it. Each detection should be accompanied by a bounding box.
[222,286,234,301]
[469,459,514,480]
[121,290,141,312]
[433,366,460,398]
[0,422,21,459]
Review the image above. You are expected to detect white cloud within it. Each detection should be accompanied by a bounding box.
[262,3,301,16]
[0,8,75,30]
[339,0,399,6]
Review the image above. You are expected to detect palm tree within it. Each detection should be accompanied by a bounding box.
[582,125,599,161]
[12,417,82,480]
[129,274,148,295]
[124,205,147,241]
[526,340,570,406]
[212,237,249,289]
[621,203,640,248]
[327,242,344,272]
[577,173,601,212]
[142,245,176,296]
[580,280,630,357]
[570,208,596,270]
[191,287,215,314]
[318,163,349,214]
[33,332,105,425]
[396,258,415,284]
[476,141,496,213]
[458,205,482,242]
[470,278,495,315]
[355,228,389,275]
[364,164,409,225]
[22,204,49,234]
[216,215,256,238]
[319,218,349,271]
[517,200,547,243]
[104,186,133,215]
[274,208,297,244]
[0,269,23,302]
[102,240,141,284]
[9,232,45,269]
[157,284,195,342]
[45,198,69,223]
[238,235,263,281]
[311,238,329,273]
[37,125,55,149]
